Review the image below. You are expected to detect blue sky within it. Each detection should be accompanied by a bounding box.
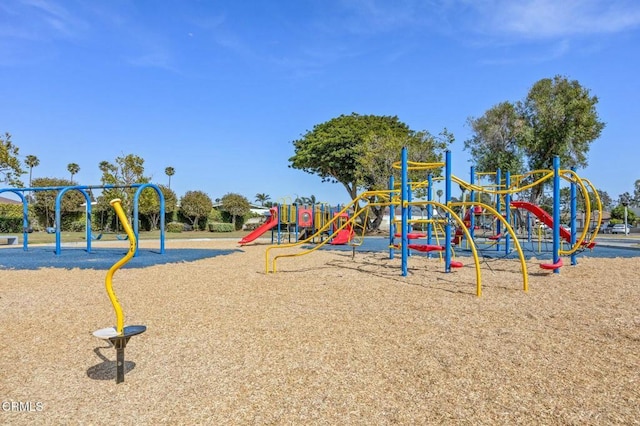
[1,0,639,206]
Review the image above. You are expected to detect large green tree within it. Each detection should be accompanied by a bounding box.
[519,76,605,202]
[610,204,636,225]
[67,163,80,183]
[292,114,408,199]
[165,166,175,189]
[596,190,613,211]
[220,192,250,230]
[465,76,605,203]
[138,184,177,230]
[25,155,40,187]
[31,177,83,227]
[464,102,526,180]
[97,154,149,224]
[632,179,640,208]
[0,132,25,186]
[255,193,270,206]
[289,113,452,229]
[180,190,213,230]
[519,75,605,171]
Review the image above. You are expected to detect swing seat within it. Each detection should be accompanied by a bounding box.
[394,232,426,239]
[116,234,129,241]
[92,233,103,240]
[408,244,444,252]
[540,258,563,270]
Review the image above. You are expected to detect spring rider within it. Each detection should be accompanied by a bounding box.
[92,199,146,384]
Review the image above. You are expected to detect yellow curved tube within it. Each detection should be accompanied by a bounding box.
[421,201,483,296]
[451,201,529,292]
[105,198,137,335]
[558,170,591,255]
[266,190,395,273]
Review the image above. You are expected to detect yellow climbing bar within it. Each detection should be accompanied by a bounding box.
[105,198,137,335]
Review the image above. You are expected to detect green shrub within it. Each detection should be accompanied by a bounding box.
[67,220,87,232]
[0,217,23,233]
[243,222,261,231]
[0,204,23,218]
[208,208,223,223]
[59,213,84,231]
[166,222,184,233]
[208,222,234,232]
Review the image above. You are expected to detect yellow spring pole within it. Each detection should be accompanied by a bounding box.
[105,199,137,335]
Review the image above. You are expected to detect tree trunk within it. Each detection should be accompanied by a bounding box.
[148,213,159,230]
[529,184,544,205]
[366,205,384,231]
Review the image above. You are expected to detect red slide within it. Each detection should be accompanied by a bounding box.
[453,209,472,244]
[510,201,572,243]
[330,225,353,245]
[239,207,279,245]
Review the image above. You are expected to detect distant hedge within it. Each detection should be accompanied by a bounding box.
[0,217,22,233]
[0,204,25,232]
[166,222,183,233]
[208,222,234,232]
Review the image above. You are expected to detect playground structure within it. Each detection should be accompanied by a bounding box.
[448,157,601,269]
[0,183,166,255]
[92,199,146,384]
[239,203,355,246]
[264,147,602,297]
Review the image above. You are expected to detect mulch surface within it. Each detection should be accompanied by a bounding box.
[1,240,638,425]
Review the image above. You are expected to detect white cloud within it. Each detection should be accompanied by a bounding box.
[336,0,421,33]
[18,0,88,38]
[479,38,572,65]
[469,0,640,39]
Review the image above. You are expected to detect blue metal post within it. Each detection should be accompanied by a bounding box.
[133,183,166,256]
[553,156,561,274]
[401,147,409,276]
[20,193,29,251]
[570,167,577,265]
[407,181,413,231]
[0,190,30,251]
[55,187,91,255]
[444,150,452,273]
[407,180,413,258]
[470,166,475,240]
[495,168,501,252]
[505,171,511,254]
[427,174,433,255]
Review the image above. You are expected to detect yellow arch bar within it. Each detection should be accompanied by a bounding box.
[450,201,529,292]
[265,190,396,273]
[408,200,483,296]
[557,170,591,256]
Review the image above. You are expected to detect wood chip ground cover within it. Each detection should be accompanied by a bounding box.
[1,240,638,424]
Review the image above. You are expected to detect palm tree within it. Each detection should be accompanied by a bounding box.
[436,189,443,203]
[255,193,270,206]
[25,155,39,187]
[67,163,80,183]
[165,167,175,189]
